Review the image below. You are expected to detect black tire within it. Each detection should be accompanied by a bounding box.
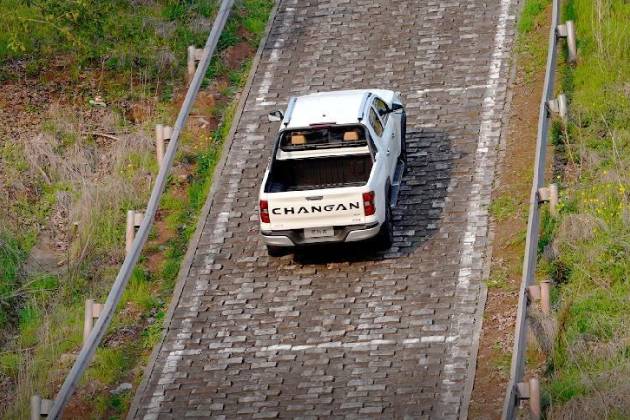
[267,245,287,257]
[400,110,408,174]
[375,197,394,250]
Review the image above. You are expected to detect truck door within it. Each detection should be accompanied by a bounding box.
[373,97,400,172]
[368,104,396,182]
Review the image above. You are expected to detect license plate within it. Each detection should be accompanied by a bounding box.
[304,227,334,239]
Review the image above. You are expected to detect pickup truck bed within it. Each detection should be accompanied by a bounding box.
[266,155,372,193]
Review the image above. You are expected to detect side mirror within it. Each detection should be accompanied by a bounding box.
[390,103,404,112]
[268,110,284,122]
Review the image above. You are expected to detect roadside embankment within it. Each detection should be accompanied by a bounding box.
[0,1,273,417]
[543,0,629,417]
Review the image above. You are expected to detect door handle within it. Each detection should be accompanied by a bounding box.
[386,149,391,156]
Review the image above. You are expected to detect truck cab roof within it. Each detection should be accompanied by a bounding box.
[281,89,396,130]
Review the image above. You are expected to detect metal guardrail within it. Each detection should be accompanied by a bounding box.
[502,0,576,418]
[30,1,235,418]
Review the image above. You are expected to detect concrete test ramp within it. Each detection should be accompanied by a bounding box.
[131,0,517,418]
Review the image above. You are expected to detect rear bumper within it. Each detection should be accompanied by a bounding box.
[261,222,380,247]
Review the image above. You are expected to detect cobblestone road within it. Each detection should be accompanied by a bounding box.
[131,0,517,418]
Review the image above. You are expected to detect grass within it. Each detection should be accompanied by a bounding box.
[486,268,510,289]
[514,0,552,82]
[518,0,550,33]
[0,0,212,84]
[490,194,519,221]
[493,348,513,377]
[0,233,29,328]
[0,351,20,378]
[537,0,630,417]
[0,0,273,417]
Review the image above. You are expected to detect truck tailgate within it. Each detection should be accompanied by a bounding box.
[267,188,366,230]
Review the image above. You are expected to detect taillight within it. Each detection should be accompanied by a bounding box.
[363,191,375,216]
[259,199,270,223]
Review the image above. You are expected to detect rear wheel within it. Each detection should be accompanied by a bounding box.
[375,197,394,250]
[267,245,287,257]
[400,110,408,173]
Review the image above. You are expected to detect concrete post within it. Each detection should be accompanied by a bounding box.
[31,395,53,420]
[516,378,541,420]
[125,210,145,255]
[549,183,559,217]
[547,94,567,124]
[155,124,173,167]
[557,21,577,64]
[537,183,559,217]
[83,299,104,344]
[529,378,541,420]
[540,280,551,315]
[527,281,552,315]
[187,46,205,79]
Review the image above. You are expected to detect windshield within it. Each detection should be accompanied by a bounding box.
[279,125,368,151]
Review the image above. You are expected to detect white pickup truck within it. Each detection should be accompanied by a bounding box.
[258,89,406,256]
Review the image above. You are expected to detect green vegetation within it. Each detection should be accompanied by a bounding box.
[486,268,510,289]
[489,194,519,221]
[0,234,28,328]
[493,347,514,376]
[538,0,630,416]
[518,0,549,33]
[515,0,552,81]
[0,0,215,82]
[0,0,273,417]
